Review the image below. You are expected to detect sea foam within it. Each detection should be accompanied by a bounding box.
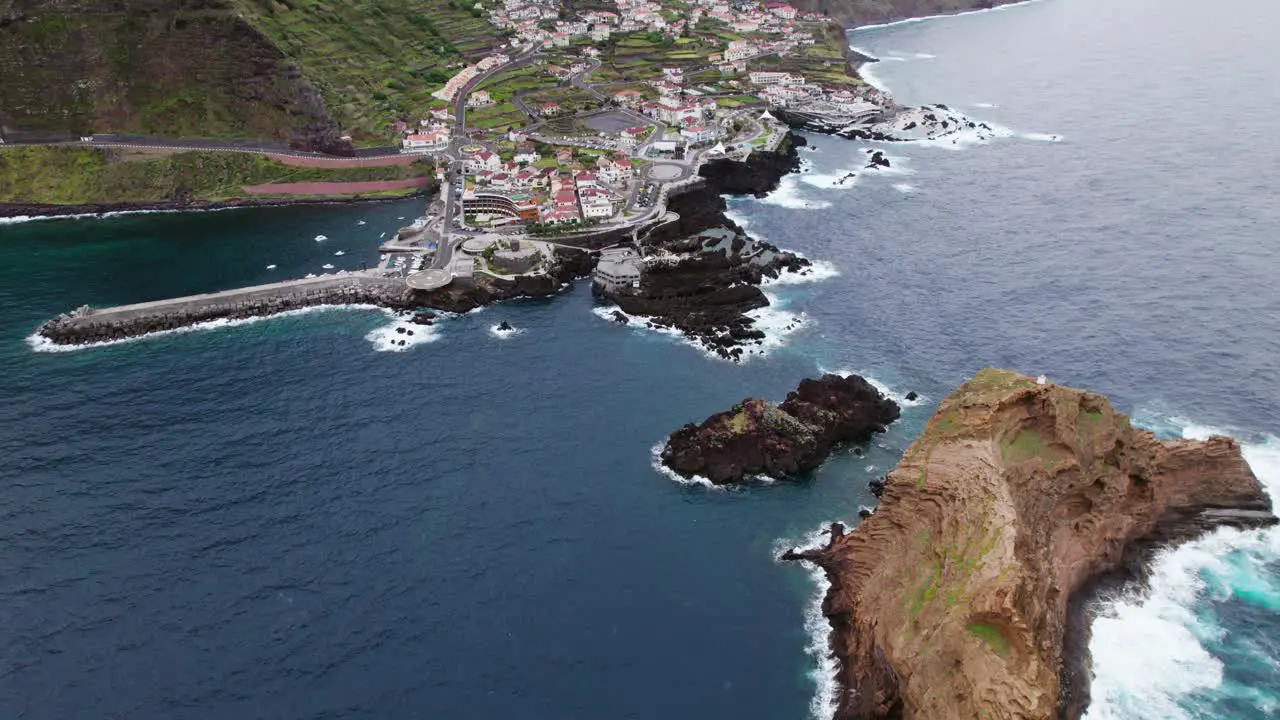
[773,525,842,720]
[816,366,926,408]
[759,174,833,210]
[761,259,841,286]
[1084,420,1280,720]
[365,313,442,352]
[649,442,724,490]
[592,290,809,363]
[26,304,389,353]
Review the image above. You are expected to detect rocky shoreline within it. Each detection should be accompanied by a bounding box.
[31,134,818,351]
[598,135,821,360]
[661,374,900,484]
[781,369,1276,720]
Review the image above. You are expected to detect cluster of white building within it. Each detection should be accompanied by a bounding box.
[402,109,454,153]
[745,71,886,116]
[431,52,511,103]
[459,145,636,226]
[632,70,722,145]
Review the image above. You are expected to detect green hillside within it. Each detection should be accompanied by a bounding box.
[0,146,434,204]
[230,0,510,143]
[0,0,508,146]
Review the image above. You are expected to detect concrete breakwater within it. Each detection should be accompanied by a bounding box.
[38,272,414,346]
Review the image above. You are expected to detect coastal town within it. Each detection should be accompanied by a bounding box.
[371,0,901,293]
[29,0,996,356]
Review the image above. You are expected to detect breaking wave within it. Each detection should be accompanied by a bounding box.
[26,304,389,353]
[759,174,833,210]
[591,292,809,363]
[816,365,925,408]
[1084,417,1280,720]
[774,525,842,720]
[365,313,443,352]
[761,259,841,286]
[649,442,724,490]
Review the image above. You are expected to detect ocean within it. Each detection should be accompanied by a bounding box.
[1,0,1278,717]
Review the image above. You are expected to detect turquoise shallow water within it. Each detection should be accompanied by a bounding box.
[3,0,1280,717]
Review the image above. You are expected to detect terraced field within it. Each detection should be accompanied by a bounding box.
[0,1,509,146]
[232,0,510,142]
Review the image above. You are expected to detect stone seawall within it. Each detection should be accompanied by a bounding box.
[39,273,414,346]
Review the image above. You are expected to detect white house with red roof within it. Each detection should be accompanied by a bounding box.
[465,150,502,173]
[764,2,797,19]
[401,129,450,153]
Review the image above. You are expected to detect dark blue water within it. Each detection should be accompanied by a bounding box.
[2,0,1278,717]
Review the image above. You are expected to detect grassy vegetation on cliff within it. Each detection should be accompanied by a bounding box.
[0,0,508,144]
[230,0,509,141]
[0,147,434,205]
[0,1,327,142]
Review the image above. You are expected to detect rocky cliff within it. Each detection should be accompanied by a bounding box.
[0,0,345,151]
[662,374,900,483]
[784,369,1275,720]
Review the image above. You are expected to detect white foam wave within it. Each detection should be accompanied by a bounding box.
[847,45,890,92]
[860,149,914,176]
[591,296,807,363]
[365,313,442,352]
[762,259,841,286]
[849,0,1047,33]
[649,442,723,490]
[892,183,916,194]
[488,323,524,339]
[26,304,388,353]
[0,205,259,226]
[798,170,861,189]
[773,525,841,720]
[1085,421,1280,720]
[759,174,833,210]
[1019,131,1064,143]
[817,366,925,407]
[972,102,998,109]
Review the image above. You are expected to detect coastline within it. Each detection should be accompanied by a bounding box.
[29,137,815,353]
[845,0,1047,34]
[782,373,1276,720]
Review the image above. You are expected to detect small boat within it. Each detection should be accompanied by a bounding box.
[266,264,277,270]
[334,250,346,256]
[357,220,367,226]
[315,234,328,242]
[305,273,317,278]
[322,263,335,270]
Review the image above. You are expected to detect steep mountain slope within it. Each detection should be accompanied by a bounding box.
[0,0,344,149]
[0,0,507,146]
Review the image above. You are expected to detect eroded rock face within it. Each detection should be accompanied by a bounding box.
[661,374,900,484]
[785,369,1275,720]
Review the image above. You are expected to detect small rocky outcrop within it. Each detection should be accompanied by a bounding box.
[661,374,900,484]
[782,369,1276,720]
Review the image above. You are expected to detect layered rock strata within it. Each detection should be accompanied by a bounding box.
[783,369,1275,720]
[662,374,900,484]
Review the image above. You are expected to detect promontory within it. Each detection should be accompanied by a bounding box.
[784,368,1275,719]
